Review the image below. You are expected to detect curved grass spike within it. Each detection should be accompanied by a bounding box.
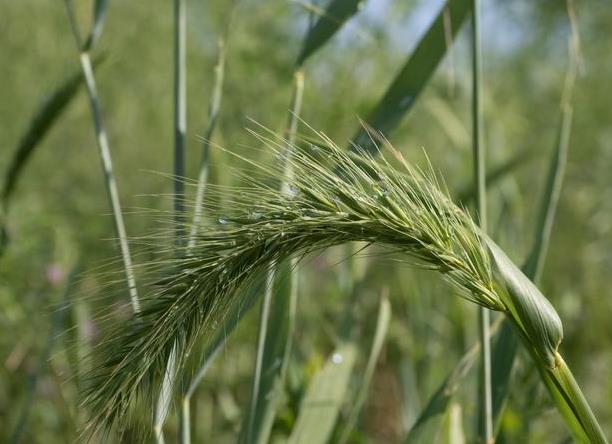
[81,130,607,443]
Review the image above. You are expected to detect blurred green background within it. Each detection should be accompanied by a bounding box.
[1,0,611,442]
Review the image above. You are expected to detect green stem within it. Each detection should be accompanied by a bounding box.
[156,1,187,441]
[174,0,187,244]
[243,70,305,444]
[245,265,276,443]
[471,0,492,441]
[180,39,226,444]
[187,39,225,249]
[62,0,140,313]
[551,354,608,444]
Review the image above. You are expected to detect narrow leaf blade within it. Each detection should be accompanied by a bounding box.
[352,0,472,154]
[240,262,296,444]
[296,0,363,67]
[339,292,391,443]
[2,65,93,208]
[289,343,358,444]
[403,345,479,444]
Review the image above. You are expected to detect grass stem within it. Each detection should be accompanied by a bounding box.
[174,0,187,244]
[62,0,140,313]
[180,39,226,444]
[187,39,225,249]
[155,1,187,441]
[243,69,305,444]
[470,0,493,441]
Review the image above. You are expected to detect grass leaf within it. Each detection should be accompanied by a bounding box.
[352,0,471,154]
[403,341,479,444]
[296,0,363,67]
[339,292,391,444]
[288,342,358,444]
[1,60,103,210]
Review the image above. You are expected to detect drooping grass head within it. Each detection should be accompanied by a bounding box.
[81,128,562,436]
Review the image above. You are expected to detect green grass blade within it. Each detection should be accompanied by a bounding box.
[173,0,187,243]
[240,263,293,444]
[489,319,518,433]
[352,0,471,154]
[8,267,77,444]
[1,61,101,211]
[339,292,391,444]
[288,342,358,444]
[546,355,607,444]
[523,106,573,283]
[401,318,502,444]
[403,342,479,444]
[83,0,108,51]
[440,403,466,444]
[154,342,177,444]
[295,0,363,67]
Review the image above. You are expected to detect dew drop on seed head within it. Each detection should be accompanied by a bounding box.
[289,185,300,197]
[218,217,229,225]
[249,211,262,220]
[331,352,343,364]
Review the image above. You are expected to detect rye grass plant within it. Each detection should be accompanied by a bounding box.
[2,1,609,443]
[80,129,607,442]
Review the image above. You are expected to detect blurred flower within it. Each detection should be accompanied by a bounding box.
[45,263,65,287]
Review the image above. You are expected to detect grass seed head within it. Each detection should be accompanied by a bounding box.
[82,129,562,435]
